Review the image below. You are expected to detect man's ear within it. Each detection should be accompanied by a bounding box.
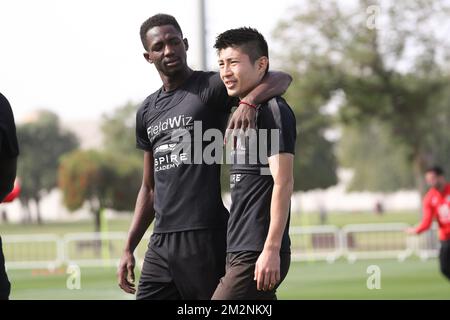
[143,52,153,64]
[183,38,189,51]
[257,56,269,74]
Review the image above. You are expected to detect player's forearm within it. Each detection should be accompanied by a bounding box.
[414,207,433,233]
[243,71,292,105]
[264,181,293,251]
[415,218,432,234]
[124,184,155,253]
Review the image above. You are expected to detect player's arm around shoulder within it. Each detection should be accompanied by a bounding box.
[227,71,292,132]
[118,151,156,294]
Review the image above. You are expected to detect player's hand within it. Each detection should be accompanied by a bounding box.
[224,104,256,144]
[254,248,280,292]
[405,227,417,235]
[117,250,136,294]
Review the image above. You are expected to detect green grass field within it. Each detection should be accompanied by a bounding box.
[7,258,450,300]
[4,211,446,300]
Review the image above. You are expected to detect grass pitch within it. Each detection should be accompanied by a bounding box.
[7,258,450,300]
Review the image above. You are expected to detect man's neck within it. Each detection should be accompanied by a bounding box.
[160,67,193,92]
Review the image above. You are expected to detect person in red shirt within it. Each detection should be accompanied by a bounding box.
[406,166,450,280]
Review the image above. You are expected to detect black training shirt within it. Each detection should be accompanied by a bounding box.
[136,71,237,233]
[228,96,296,253]
[0,93,19,159]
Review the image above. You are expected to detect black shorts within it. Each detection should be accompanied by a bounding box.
[136,228,226,300]
[439,239,450,280]
[211,251,291,300]
[0,237,11,300]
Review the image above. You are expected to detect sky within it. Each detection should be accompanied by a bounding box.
[0,0,300,122]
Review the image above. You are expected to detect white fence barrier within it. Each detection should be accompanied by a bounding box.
[416,225,440,260]
[2,234,63,270]
[289,226,342,263]
[64,232,128,267]
[1,223,442,269]
[341,223,412,262]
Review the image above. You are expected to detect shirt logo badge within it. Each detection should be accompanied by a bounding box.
[230,174,241,189]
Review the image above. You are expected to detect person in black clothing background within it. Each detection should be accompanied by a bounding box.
[0,92,19,300]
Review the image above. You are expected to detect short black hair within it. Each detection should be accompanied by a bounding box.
[426,166,444,176]
[140,14,183,51]
[214,27,269,68]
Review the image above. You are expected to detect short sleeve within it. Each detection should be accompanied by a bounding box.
[0,93,19,159]
[260,97,296,156]
[198,72,237,113]
[135,102,152,151]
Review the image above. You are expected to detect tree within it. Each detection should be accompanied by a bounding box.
[101,101,141,159]
[99,102,145,212]
[424,84,450,178]
[58,150,141,232]
[338,121,415,192]
[272,16,340,191]
[286,80,339,191]
[16,110,79,223]
[274,0,450,194]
